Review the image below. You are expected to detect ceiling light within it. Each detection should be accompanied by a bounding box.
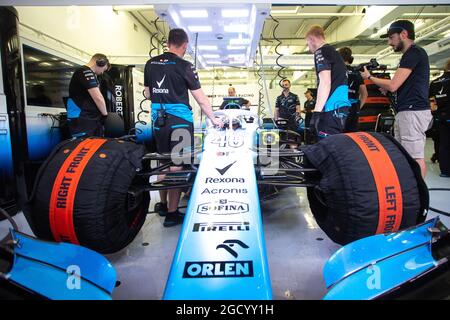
[227,45,246,50]
[27,55,40,61]
[229,38,251,45]
[188,25,213,32]
[180,10,208,18]
[206,60,222,65]
[224,24,248,33]
[441,30,450,37]
[198,45,218,51]
[203,54,220,58]
[39,62,52,67]
[221,9,249,18]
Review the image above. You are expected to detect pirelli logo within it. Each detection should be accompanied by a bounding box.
[346,132,403,234]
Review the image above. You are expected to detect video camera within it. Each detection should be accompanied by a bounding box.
[353,58,387,72]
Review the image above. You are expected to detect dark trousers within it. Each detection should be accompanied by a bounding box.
[430,118,440,159]
[344,102,360,132]
[311,107,349,141]
[68,117,104,137]
[439,122,450,175]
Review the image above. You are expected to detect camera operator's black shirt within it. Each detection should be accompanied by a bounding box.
[346,65,364,103]
[396,44,430,112]
[314,44,350,111]
[275,91,300,120]
[68,66,100,119]
[144,52,201,122]
[429,71,450,115]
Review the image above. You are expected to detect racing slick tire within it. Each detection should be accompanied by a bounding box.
[303,132,429,245]
[24,137,150,254]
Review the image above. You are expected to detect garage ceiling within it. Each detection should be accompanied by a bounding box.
[113,4,450,85]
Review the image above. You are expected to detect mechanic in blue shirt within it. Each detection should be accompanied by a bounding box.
[67,54,110,137]
[305,25,351,140]
[360,20,432,177]
[144,28,222,227]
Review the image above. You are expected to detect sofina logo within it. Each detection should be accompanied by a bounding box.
[197,199,249,215]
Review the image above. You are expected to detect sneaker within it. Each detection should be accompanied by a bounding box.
[439,173,450,178]
[154,202,168,217]
[163,210,185,228]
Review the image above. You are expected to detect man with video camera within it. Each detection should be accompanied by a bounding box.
[338,47,368,132]
[360,20,432,178]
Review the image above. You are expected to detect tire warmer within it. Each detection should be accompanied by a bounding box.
[346,132,403,234]
[49,138,106,244]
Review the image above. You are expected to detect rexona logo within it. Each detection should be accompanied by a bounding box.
[152,74,169,94]
[215,161,236,176]
[205,177,245,184]
[183,261,254,278]
[193,221,250,232]
[201,188,247,195]
[197,199,249,215]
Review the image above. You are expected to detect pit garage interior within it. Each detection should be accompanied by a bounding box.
[1,0,450,300]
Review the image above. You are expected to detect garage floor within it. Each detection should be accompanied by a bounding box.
[1,138,449,300]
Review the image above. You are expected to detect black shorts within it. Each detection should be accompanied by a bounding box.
[68,117,104,137]
[153,113,194,157]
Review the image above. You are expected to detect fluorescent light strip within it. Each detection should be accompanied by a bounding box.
[180,10,208,18]
[202,54,220,58]
[198,45,218,51]
[229,38,251,45]
[224,24,248,33]
[227,45,246,50]
[188,25,212,32]
[222,9,249,18]
[206,60,222,65]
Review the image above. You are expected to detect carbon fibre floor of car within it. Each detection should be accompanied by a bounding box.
[1,139,449,300]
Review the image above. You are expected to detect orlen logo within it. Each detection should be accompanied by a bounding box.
[197,199,249,215]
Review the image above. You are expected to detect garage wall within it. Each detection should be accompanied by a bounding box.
[15,6,151,64]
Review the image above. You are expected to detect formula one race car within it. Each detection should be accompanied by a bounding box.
[24,108,433,299]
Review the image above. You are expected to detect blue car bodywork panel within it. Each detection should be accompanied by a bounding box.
[323,218,439,300]
[6,230,116,300]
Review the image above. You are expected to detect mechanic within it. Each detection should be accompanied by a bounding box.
[219,86,251,110]
[67,53,110,137]
[274,79,301,132]
[144,28,222,227]
[429,58,450,177]
[302,90,315,127]
[305,25,351,140]
[302,90,316,144]
[338,47,368,132]
[360,20,432,177]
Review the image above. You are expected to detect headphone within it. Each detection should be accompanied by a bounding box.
[96,57,109,68]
